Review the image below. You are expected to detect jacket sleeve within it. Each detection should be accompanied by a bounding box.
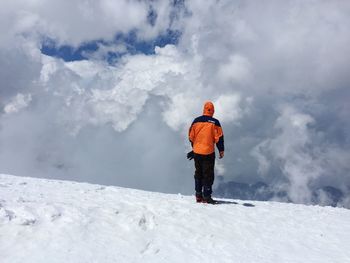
[188,121,195,146]
[214,120,224,152]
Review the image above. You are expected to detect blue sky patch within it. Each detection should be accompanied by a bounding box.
[41,29,181,64]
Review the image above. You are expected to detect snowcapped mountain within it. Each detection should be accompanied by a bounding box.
[1,174,350,263]
[216,181,346,207]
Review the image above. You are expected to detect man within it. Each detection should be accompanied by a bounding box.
[188,101,224,204]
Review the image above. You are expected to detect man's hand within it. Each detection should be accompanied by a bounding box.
[187,151,194,160]
[219,151,224,159]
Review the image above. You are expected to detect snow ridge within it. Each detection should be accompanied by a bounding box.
[0,174,350,263]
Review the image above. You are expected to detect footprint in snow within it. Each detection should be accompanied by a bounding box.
[138,215,147,231]
[140,241,160,255]
[4,209,16,221]
[21,218,36,226]
[138,212,156,231]
[0,205,38,226]
[51,212,62,222]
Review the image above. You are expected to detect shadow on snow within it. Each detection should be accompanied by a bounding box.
[213,200,255,207]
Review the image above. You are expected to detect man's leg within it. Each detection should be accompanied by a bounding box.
[202,153,215,201]
[194,154,203,202]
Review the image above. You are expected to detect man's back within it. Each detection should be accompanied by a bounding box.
[189,115,223,155]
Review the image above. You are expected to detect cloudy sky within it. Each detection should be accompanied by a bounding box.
[0,0,349,205]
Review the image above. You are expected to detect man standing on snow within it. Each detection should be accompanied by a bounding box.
[187,101,224,204]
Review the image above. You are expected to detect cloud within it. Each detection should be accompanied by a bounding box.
[252,105,319,203]
[218,55,251,84]
[252,105,350,204]
[4,93,32,114]
[214,94,243,124]
[0,0,349,207]
[0,1,178,48]
[55,44,189,134]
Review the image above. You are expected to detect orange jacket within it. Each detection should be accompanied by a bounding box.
[188,101,224,155]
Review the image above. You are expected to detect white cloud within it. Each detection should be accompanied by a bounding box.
[36,44,193,134]
[215,161,225,176]
[82,43,127,61]
[0,0,349,202]
[214,94,242,124]
[218,55,251,84]
[4,93,32,114]
[0,0,178,48]
[162,93,201,132]
[250,105,350,204]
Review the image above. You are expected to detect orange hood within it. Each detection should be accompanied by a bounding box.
[203,101,214,117]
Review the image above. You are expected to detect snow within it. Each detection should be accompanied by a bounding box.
[0,174,350,263]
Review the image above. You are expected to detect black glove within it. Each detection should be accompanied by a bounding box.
[187,151,194,160]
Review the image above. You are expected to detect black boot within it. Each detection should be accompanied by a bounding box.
[195,192,203,203]
[203,196,217,204]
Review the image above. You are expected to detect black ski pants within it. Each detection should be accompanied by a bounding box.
[194,152,215,197]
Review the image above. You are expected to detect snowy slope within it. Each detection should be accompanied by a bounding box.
[0,174,350,263]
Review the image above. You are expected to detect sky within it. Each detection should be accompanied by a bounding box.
[0,0,349,206]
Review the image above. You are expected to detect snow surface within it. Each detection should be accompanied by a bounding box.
[0,174,350,263]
